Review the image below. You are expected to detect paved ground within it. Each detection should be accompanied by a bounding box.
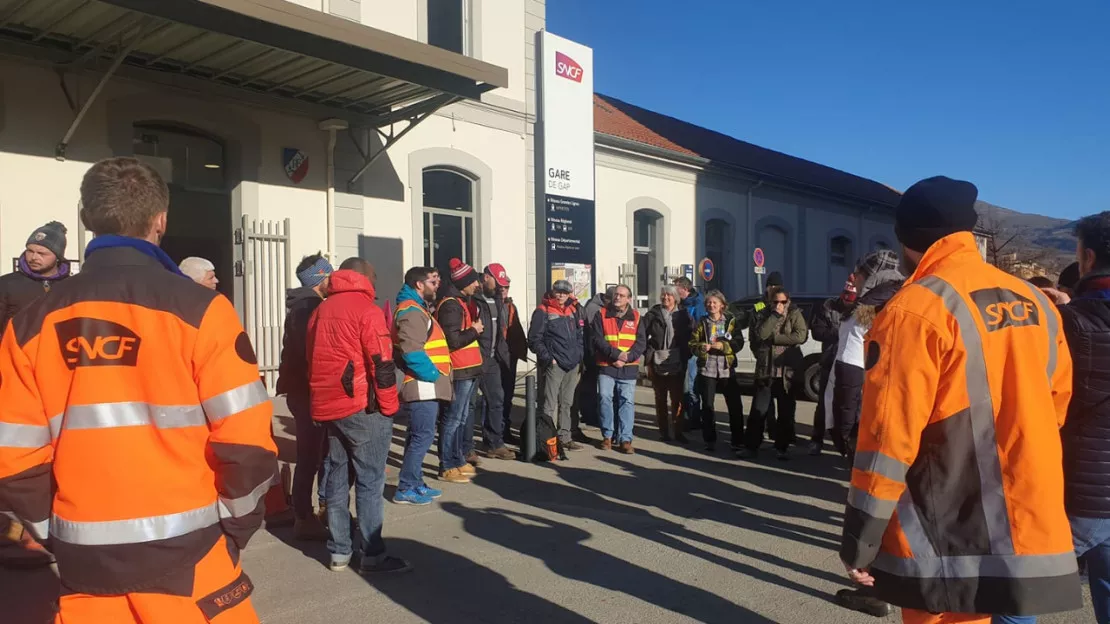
[3,385,1094,623]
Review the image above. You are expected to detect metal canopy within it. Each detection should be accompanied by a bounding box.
[0,0,509,124]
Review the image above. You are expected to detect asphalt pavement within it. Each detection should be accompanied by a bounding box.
[3,385,1094,623]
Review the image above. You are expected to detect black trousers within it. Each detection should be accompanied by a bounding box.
[500,358,517,436]
[575,363,600,427]
[697,374,744,447]
[478,364,506,449]
[746,378,796,451]
[811,362,833,445]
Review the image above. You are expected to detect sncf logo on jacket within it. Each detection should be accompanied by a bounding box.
[55,317,141,369]
[970,288,1040,331]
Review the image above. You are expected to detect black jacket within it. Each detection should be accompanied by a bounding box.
[1059,272,1110,518]
[0,261,70,337]
[591,305,647,380]
[528,293,584,371]
[643,304,691,375]
[810,297,843,347]
[276,286,324,397]
[473,292,510,369]
[435,284,483,380]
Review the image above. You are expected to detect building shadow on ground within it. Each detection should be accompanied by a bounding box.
[363,537,597,624]
[467,470,845,604]
[438,502,777,624]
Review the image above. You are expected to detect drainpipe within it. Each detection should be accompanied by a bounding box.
[319,118,349,261]
[747,180,764,295]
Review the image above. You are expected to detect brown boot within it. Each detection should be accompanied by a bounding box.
[293,515,329,542]
[459,463,477,476]
[439,468,472,483]
[600,438,612,451]
[465,451,482,467]
[486,446,515,460]
[619,441,635,455]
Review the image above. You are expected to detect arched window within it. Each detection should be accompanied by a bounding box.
[830,235,853,268]
[633,209,662,309]
[427,0,470,55]
[422,167,476,278]
[705,218,730,294]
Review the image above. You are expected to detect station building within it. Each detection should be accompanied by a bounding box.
[0,0,901,384]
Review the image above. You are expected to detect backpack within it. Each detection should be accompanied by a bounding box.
[533,412,562,462]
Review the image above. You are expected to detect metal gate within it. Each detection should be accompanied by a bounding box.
[238,216,292,394]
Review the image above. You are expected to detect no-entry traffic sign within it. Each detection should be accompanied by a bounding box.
[753,247,765,268]
[698,257,715,282]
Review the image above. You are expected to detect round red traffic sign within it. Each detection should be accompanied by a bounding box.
[753,247,765,268]
[698,257,715,282]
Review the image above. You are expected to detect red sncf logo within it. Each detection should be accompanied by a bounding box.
[555,51,583,83]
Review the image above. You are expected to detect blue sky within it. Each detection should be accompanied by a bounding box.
[547,0,1109,220]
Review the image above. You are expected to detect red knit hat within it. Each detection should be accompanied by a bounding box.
[449,258,480,288]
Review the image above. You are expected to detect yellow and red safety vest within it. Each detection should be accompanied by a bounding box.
[395,299,452,383]
[597,308,641,367]
[436,296,482,371]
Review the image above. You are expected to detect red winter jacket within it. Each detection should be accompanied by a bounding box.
[307,269,399,420]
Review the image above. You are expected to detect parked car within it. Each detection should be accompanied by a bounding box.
[728,294,835,402]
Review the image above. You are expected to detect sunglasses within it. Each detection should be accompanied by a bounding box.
[773,298,789,304]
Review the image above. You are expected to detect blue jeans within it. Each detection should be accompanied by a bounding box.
[440,378,478,470]
[1072,515,1110,624]
[287,393,328,519]
[683,356,700,423]
[598,374,636,443]
[324,411,393,562]
[397,401,439,492]
[992,616,1035,623]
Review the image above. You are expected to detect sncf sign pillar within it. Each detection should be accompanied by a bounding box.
[536,31,595,302]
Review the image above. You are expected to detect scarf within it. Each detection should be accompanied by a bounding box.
[18,255,70,281]
[85,235,187,277]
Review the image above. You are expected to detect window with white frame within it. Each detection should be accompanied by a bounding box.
[422,167,476,277]
[427,0,470,55]
[633,209,662,310]
[705,218,730,295]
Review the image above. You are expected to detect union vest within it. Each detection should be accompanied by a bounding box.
[395,299,452,383]
[597,309,641,367]
[437,295,482,371]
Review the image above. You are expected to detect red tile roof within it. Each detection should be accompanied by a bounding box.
[593,93,901,206]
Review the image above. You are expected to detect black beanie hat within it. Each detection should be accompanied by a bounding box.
[27,221,67,259]
[1058,262,1080,291]
[766,271,784,287]
[894,176,979,253]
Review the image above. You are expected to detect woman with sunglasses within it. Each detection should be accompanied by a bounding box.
[741,286,808,460]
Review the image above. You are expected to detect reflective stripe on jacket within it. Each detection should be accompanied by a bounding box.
[841,232,1080,616]
[0,246,277,595]
[393,293,453,403]
[436,295,482,372]
[596,308,642,367]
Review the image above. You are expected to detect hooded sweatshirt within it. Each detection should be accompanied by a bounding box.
[0,255,70,337]
[393,284,453,403]
[276,285,325,397]
[528,292,584,371]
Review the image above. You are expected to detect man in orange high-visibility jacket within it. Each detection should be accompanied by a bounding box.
[0,157,276,624]
[839,176,1081,624]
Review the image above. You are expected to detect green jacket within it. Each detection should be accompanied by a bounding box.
[749,304,808,384]
[688,313,745,370]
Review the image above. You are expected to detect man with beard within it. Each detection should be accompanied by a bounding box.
[471,264,516,460]
[0,220,70,568]
[0,221,70,337]
[391,266,450,505]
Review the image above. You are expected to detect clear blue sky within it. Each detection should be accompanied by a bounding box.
[547,0,1109,220]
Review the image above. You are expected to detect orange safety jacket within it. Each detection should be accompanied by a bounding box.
[841,232,1080,616]
[597,309,641,367]
[436,295,482,371]
[0,246,277,596]
[395,299,452,382]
